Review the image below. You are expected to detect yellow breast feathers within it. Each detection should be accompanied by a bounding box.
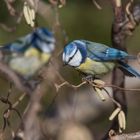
[25,47,51,63]
[77,58,115,75]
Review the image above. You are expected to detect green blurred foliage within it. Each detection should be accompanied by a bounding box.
[0,0,140,51]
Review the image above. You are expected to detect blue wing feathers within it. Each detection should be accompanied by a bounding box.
[82,40,133,61]
[0,27,52,53]
[86,47,129,61]
[0,33,33,52]
[119,61,140,77]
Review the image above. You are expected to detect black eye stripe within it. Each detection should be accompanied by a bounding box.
[68,48,78,63]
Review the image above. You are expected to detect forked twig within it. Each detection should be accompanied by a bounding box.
[0,83,24,130]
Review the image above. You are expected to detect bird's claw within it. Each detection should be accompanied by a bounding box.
[82,75,94,82]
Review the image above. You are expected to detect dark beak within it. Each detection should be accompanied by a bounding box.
[63,62,68,66]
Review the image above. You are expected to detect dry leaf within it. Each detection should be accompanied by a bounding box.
[94,79,105,87]
[23,2,35,27]
[95,87,105,101]
[118,111,126,130]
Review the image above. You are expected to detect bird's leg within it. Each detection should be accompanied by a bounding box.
[82,74,101,85]
[82,75,94,82]
[16,74,42,91]
[6,82,13,99]
[27,75,43,89]
[26,79,41,90]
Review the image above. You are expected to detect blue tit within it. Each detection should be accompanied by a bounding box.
[62,40,140,78]
[0,27,55,79]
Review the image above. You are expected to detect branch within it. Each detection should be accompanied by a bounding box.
[109,130,140,140]
[0,0,23,32]
[23,84,45,140]
[103,1,140,139]
[13,82,47,140]
[55,80,140,93]
[55,81,87,91]
[4,0,17,16]
[54,79,140,117]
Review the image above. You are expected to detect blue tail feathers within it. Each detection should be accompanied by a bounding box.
[119,61,140,78]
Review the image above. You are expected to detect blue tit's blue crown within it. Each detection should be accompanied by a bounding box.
[32,27,55,53]
[34,27,54,41]
[64,43,76,55]
[63,40,87,65]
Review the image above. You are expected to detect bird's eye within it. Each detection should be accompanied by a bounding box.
[47,41,51,44]
[68,56,73,63]
[69,56,73,61]
[68,48,78,63]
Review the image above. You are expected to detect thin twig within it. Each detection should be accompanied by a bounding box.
[103,88,121,108]
[92,0,102,10]
[4,0,17,16]
[55,80,140,93]
[0,23,16,32]
[105,84,140,92]
[55,81,87,92]
[12,93,26,108]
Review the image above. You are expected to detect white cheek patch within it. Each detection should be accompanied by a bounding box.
[64,52,69,62]
[47,37,55,43]
[48,43,55,52]
[62,53,66,62]
[69,46,77,58]
[64,46,77,63]
[41,43,50,53]
[37,39,55,53]
[68,50,82,67]
[36,40,49,53]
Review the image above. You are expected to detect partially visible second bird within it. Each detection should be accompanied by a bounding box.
[62,40,140,79]
[0,27,55,79]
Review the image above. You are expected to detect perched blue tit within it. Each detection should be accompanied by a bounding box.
[62,40,140,78]
[0,27,55,79]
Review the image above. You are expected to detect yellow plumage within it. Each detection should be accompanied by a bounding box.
[9,47,51,77]
[77,58,115,76]
[40,53,51,63]
[25,47,40,57]
[25,47,51,63]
